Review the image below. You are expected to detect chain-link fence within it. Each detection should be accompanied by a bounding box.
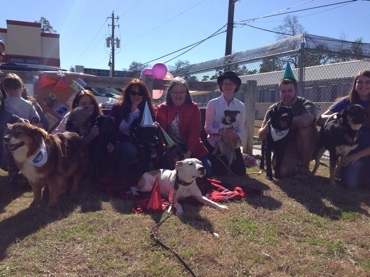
[182,34,370,135]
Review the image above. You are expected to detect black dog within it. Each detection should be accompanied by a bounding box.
[131,123,160,174]
[312,104,367,186]
[222,110,240,125]
[93,115,114,179]
[260,105,294,179]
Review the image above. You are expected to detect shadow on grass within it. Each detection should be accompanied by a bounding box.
[217,174,283,211]
[274,174,370,219]
[0,174,115,261]
[0,174,30,213]
[0,193,79,260]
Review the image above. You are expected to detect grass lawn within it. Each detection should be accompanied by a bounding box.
[0,161,369,276]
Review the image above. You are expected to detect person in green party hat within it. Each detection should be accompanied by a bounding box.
[258,62,319,180]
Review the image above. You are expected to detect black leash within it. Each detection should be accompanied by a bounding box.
[214,154,237,176]
[150,205,197,277]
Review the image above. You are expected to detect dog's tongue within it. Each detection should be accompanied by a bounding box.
[8,142,24,151]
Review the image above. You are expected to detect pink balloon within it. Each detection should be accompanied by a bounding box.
[152,89,163,100]
[141,68,153,75]
[163,72,174,80]
[152,63,167,79]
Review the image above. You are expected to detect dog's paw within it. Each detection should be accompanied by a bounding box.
[175,204,184,216]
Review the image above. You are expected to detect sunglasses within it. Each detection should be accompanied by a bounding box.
[129,91,144,96]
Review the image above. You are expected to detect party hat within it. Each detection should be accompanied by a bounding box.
[282,62,296,82]
[146,178,163,212]
[141,101,154,126]
[160,126,177,148]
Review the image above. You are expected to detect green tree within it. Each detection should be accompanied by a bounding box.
[35,17,56,33]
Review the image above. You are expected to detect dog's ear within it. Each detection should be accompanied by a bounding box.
[175,160,183,169]
[267,107,275,119]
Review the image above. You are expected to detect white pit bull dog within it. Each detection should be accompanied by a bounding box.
[131,158,229,216]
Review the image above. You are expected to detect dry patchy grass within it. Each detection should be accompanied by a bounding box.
[0,161,369,276]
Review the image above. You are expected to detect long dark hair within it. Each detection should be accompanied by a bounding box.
[346,70,370,128]
[119,78,156,121]
[71,89,103,121]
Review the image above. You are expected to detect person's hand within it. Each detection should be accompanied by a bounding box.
[107,142,115,153]
[183,151,192,159]
[153,121,160,128]
[341,153,360,167]
[219,128,239,141]
[89,125,100,139]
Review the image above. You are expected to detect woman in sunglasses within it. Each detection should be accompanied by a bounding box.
[108,78,156,176]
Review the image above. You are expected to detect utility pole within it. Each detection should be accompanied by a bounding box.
[225,0,236,57]
[107,11,120,77]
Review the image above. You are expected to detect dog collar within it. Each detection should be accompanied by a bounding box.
[270,126,289,142]
[174,173,193,190]
[27,140,48,167]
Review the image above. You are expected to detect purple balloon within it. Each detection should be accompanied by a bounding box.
[152,63,167,80]
[141,68,153,75]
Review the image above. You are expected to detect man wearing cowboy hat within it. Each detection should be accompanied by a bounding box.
[258,63,319,180]
[204,71,246,176]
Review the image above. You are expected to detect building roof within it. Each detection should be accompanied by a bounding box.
[240,59,370,86]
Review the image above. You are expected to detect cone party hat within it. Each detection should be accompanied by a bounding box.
[146,177,163,212]
[282,62,297,82]
[141,101,154,126]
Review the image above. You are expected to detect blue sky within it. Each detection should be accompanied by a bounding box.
[1,0,369,71]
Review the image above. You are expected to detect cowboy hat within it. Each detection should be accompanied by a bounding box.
[217,71,241,89]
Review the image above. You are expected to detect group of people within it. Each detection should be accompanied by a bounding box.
[0,70,248,182]
[103,71,247,178]
[1,65,370,190]
[258,65,370,189]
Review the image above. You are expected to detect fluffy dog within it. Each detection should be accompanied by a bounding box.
[312,104,367,186]
[131,158,228,216]
[213,110,240,168]
[260,105,294,179]
[65,106,93,137]
[4,122,87,207]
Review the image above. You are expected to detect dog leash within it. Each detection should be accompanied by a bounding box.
[150,204,197,277]
[213,155,237,176]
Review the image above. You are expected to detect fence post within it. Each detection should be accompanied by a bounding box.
[244,80,256,155]
[142,74,153,97]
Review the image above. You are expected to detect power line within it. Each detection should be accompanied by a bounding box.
[121,0,205,47]
[141,0,356,66]
[142,24,227,65]
[72,19,108,66]
[238,0,356,23]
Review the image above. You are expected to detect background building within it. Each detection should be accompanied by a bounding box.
[0,20,60,68]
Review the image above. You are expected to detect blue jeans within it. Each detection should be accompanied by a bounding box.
[199,155,212,177]
[341,158,367,189]
[114,141,138,175]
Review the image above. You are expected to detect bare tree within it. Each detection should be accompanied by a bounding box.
[274,15,305,40]
[128,61,148,72]
[174,60,190,71]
